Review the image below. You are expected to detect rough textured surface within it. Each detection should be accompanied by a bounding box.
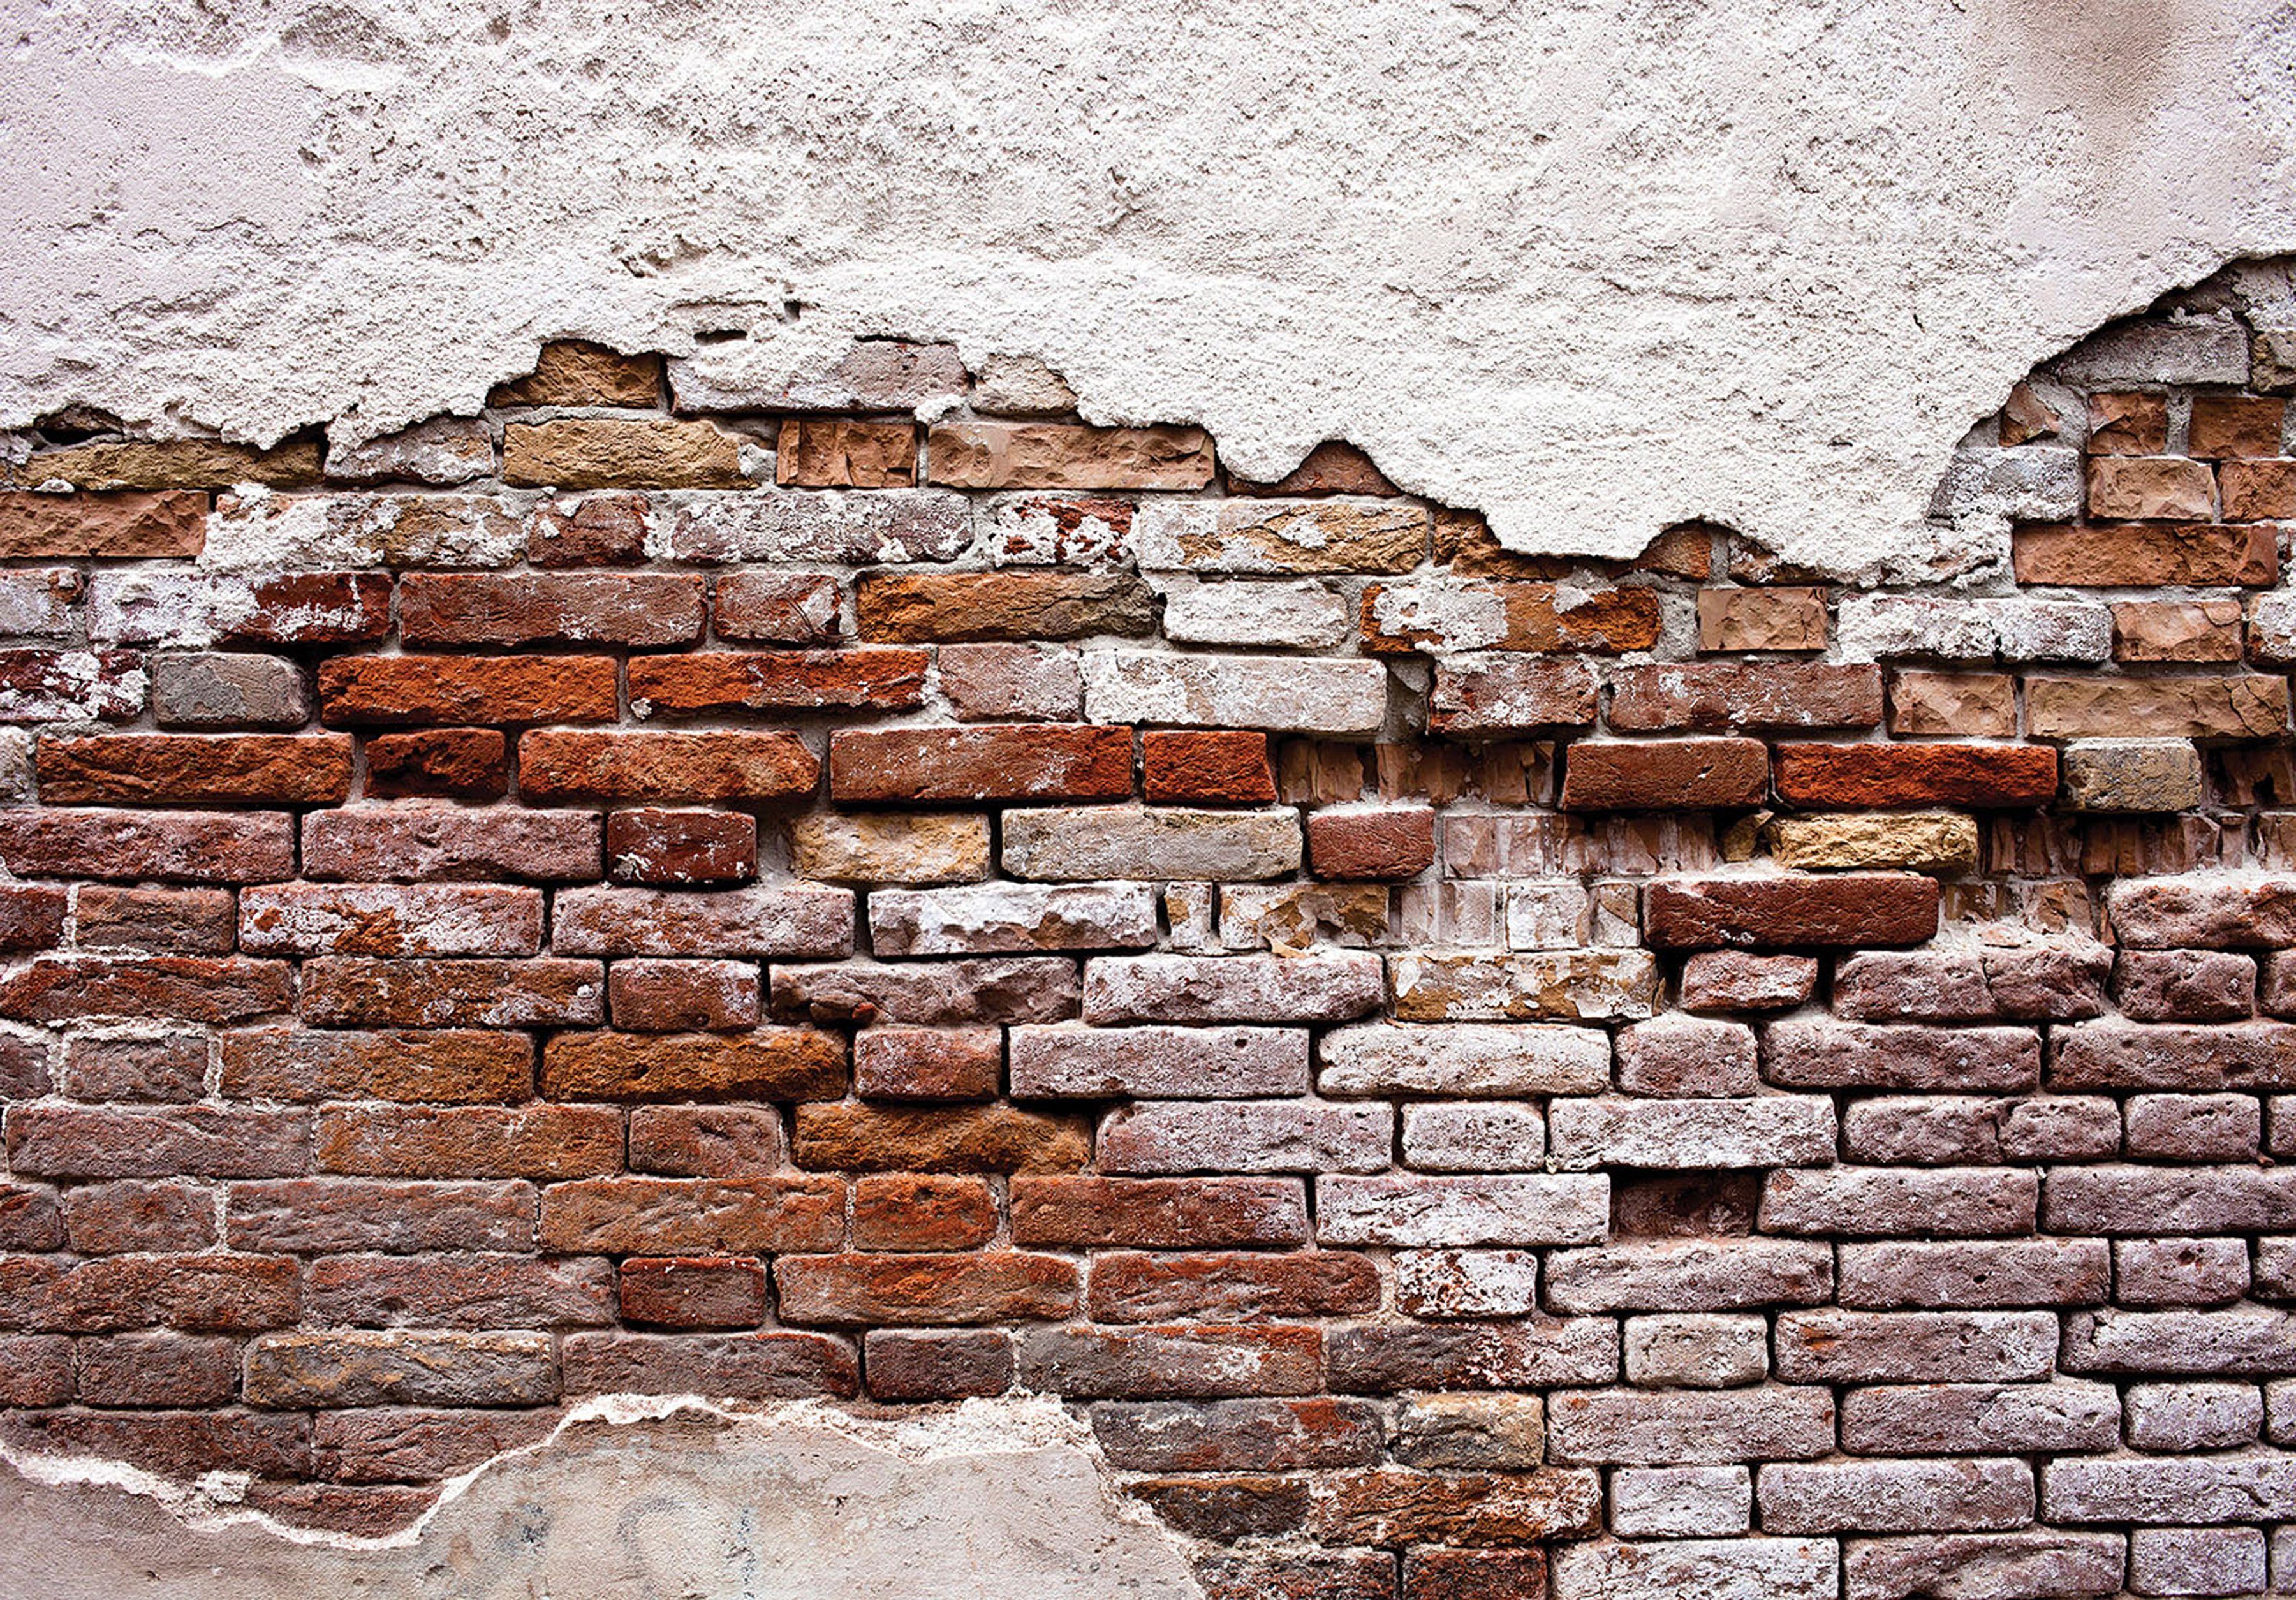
[7,3,2296,566]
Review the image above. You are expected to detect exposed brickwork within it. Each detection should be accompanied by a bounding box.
[7,283,2296,1592]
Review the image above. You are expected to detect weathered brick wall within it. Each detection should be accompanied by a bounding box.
[2,267,2295,1597]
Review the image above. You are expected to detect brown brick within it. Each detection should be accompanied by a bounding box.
[2189,394,2286,457]
[298,957,603,1028]
[2086,456,2216,519]
[1888,672,2017,737]
[560,1330,856,1399]
[224,1179,535,1254]
[2087,392,2168,454]
[2112,598,2244,661]
[0,1410,309,1482]
[1644,874,1941,950]
[244,1330,556,1408]
[627,650,928,713]
[1697,588,1827,652]
[1403,1548,1552,1600]
[0,1252,299,1332]
[2026,674,2288,739]
[538,1177,844,1253]
[0,884,66,953]
[1310,1467,1603,1545]
[1308,806,1436,879]
[318,656,618,726]
[0,956,294,1024]
[857,571,1154,642]
[219,1028,531,1103]
[24,437,321,491]
[714,571,843,643]
[302,1253,614,1329]
[1144,730,1277,804]
[863,1328,1014,1400]
[1010,1177,1308,1247]
[1087,1251,1381,1322]
[0,809,292,884]
[364,728,508,800]
[59,1033,204,1101]
[853,1027,1003,1099]
[73,887,234,953]
[627,1107,785,1178]
[2221,458,2296,519]
[501,417,744,488]
[488,339,662,406]
[313,1408,561,1485]
[66,1180,219,1253]
[0,1336,72,1406]
[2013,522,2276,585]
[776,418,916,487]
[829,724,1133,802]
[793,1103,1089,1174]
[617,1257,768,1328]
[540,1029,844,1101]
[36,735,351,805]
[1092,1397,1384,1472]
[0,1185,61,1251]
[852,1175,998,1251]
[524,493,648,566]
[1130,1474,1307,1540]
[399,573,705,647]
[1016,1324,1321,1399]
[1773,743,2057,807]
[316,1106,621,1179]
[927,422,1214,489]
[776,1251,1079,1325]
[607,959,760,1032]
[1561,738,1767,811]
[0,491,206,557]
[1229,440,1399,497]
[1607,663,1884,731]
[519,730,820,802]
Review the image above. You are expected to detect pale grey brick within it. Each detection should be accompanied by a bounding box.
[1547,1384,1835,1466]
[2063,1309,2296,1376]
[1841,1381,2121,1455]
[2044,1452,2296,1523]
[1758,1458,2033,1534]
[1316,1173,1609,1247]
[1318,1021,1610,1097]
[1096,1099,1392,1175]
[1392,1249,1540,1318]
[2129,1525,2267,1595]
[1552,1537,1837,1600]
[1008,1024,1307,1099]
[1400,1101,1545,1171]
[1549,1096,1837,1170]
[1082,952,1381,1024]
[1836,1238,2110,1308]
[1004,807,1301,883]
[2127,1383,2265,1451]
[1545,1238,1832,1314]
[1842,1530,2126,1600]
[1623,1314,1768,1389]
[1762,1166,2039,1237]
[1775,1310,2059,1383]
[867,882,1157,956]
[1611,1466,1751,1539]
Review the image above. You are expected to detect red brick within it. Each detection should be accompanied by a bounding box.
[2189,395,2286,457]
[775,1251,1080,1325]
[0,1252,298,1332]
[36,734,351,804]
[538,1177,844,1253]
[829,724,1133,802]
[91,572,390,645]
[0,1335,72,1406]
[1010,1177,1308,1247]
[526,493,649,566]
[0,1410,309,1482]
[0,649,144,721]
[713,571,843,643]
[1087,1251,1381,1322]
[225,1179,536,1254]
[627,1106,785,1177]
[853,1027,1003,1099]
[0,1035,45,1099]
[0,1185,61,1251]
[1561,738,1768,810]
[73,887,234,953]
[59,1033,205,1101]
[1403,1548,1552,1600]
[316,1106,622,1179]
[853,1175,999,1251]
[606,960,762,1031]
[519,730,820,802]
[619,1257,769,1328]
[318,656,619,725]
[1144,730,1277,804]
[2222,458,2296,520]
[1644,873,1942,950]
[2013,522,2277,585]
[560,1330,857,1399]
[398,573,705,646]
[239,883,542,957]
[1427,657,1600,735]
[2086,455,2216,519]
[2087,392,2167,455]
[864,1328,1014,1399]
[0,884,66,951]
[241,1481,444,1536]
[364,728,508,800]
[776,418,916,487]
[1607,663,1885,731]
[540,1028,843,1101]
[1361,582,1662,654]
[298,957,603,1028]
[628,650,928,713]
[0,957,293,1023]
[0,490,207,557]
[64,1180,219,1253]
[794,1103,1089,1173]
[219,1028,532,1104]
[304,1253,614,1329]
[1307,806,1437,878]
[855,571,1154,642]
[0,809,294,883]
[605,809,757,884]
[1777,742,2057,808]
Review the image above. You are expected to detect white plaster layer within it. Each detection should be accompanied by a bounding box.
[4,2,2295,564]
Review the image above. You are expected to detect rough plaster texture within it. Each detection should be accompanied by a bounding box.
[8,1,2296,562]
[0,1398,1205,1599]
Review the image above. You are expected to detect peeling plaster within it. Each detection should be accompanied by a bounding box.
[4,1,2295,564]
[0,1396,1209,1597]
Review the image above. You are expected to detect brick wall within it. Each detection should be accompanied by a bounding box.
[1,268,2295,1596]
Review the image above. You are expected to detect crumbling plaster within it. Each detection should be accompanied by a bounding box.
[6,0,2296,564]
[0,1397,1210,1597]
